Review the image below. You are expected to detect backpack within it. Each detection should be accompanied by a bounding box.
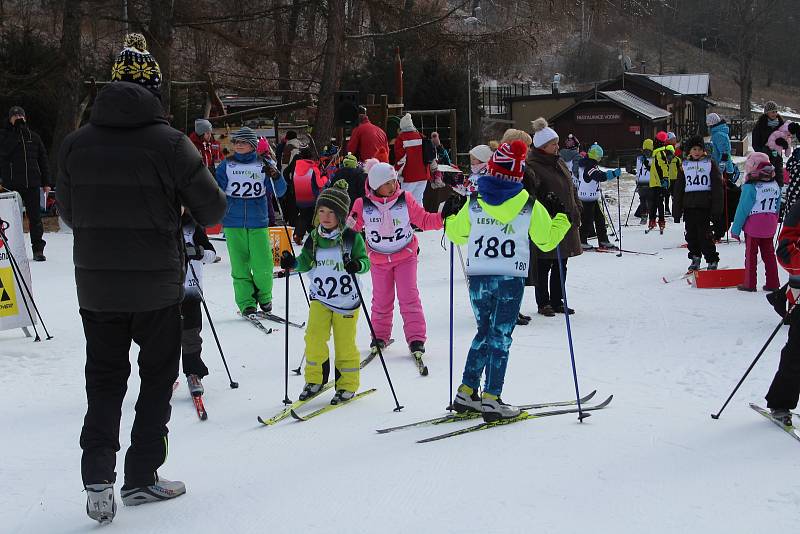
[422,138,437,165]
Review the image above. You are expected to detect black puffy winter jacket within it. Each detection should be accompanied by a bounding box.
[0,121,50,189]
[57,82,227,312]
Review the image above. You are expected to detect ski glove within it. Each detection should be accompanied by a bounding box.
[344,258,362,274]
[604,169,621,180]
[280,251,297,270]
[441,192,466,219]
[185,243,205,261]
[539,192,569,221]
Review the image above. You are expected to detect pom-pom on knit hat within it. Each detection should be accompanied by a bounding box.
[316,179,352,224]
[487,140,527,182]
[531,117,559,148]
[110,33,162,93]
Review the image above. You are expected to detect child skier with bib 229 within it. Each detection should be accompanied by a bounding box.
[214,127,287,318]
[346,160,443,363]
[281,180,371,405]
[444,140,571,422]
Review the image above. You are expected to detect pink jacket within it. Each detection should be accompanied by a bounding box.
[347,185,443,264]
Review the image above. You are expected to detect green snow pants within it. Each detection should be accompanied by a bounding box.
[224,227,274,312]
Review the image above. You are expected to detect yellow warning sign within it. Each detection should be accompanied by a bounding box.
[0,267,18,318]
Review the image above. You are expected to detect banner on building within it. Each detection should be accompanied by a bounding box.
[0,192,36,332]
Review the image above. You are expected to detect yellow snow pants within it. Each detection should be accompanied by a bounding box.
[304,301,360,392]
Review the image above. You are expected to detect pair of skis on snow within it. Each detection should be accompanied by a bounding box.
[378,390,613,443]
[240,310,306,336]
[750,404,800,443]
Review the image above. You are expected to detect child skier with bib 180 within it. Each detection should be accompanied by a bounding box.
[181,208,217,396]
[346,160,443,364]
[215,127,287,318]
[672,136,723,272]
[577,143,620,250]
[444,140,571,421]
[731,152,781,292]
[281,180,370,405]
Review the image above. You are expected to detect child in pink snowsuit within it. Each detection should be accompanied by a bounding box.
[347,160,443,354]
[731,152,782,291]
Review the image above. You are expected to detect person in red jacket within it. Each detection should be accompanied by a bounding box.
[188,119,222,172]
[347,106,388,162]
[394,113,430,205]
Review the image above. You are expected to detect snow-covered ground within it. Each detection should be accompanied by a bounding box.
[2,178,799,533]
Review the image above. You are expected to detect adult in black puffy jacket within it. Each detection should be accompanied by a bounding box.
[57,33,226,523]
[0,106,50,260]
[751,100,785,175]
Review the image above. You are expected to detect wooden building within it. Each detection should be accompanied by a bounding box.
[549,90,670,162]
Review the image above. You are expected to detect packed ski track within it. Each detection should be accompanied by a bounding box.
[2,178,799,533]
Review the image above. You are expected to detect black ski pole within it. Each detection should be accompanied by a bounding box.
[556,245,588,422]
[599,189,619,240]
[711,314,788,420]
[0,219,49,340]
[188,262,238,389]
[616,161,622,257]
[624,188,638,227]
[282,255,291,405]
[346,256,403,412]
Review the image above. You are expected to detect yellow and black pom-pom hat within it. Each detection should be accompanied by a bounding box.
[110,33,162,93]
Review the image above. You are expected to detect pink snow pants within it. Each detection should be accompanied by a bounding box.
[744,235,780,290]
[370,254,426,344]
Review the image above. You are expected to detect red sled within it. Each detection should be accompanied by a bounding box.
[691,268,745,288]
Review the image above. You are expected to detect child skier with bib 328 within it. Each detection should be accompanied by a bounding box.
[444,140,571,422]
[577,143,620,250]
[346,160,443,361]
[732,152,781,292]
[672,136,723,272]
[215,127,287,318]
[180,209,217,396]
[281,180,370,405]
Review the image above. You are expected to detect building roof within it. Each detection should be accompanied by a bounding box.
[625,73,710,96]
[599,90,671,120]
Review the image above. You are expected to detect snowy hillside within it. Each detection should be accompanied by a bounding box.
[2,178,798,533]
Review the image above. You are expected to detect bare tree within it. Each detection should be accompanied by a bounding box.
[50,0,83,172]
[313,0,345,148]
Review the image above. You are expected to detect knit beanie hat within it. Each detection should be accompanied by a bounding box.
[588,143,604,162]
[195,119,212,136]
[655,131,669,144]
[469,144,493,163]
[531,117,559,148]
[745,152,774,178]
[500,128,533,147]
[231,127,258,150]
[8,106,25,119]
[487,140,527,182]
[367,162,398,190]
[666,132,677,143]
[316,179,351,224]
[399,113,416,132]
[342,153,358,169]
[685,135,705,152]
[642,139,654,151]
[257,138,270,156]
[764,101,778,113]
[110,33,162,93]
[706,113,722,127]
